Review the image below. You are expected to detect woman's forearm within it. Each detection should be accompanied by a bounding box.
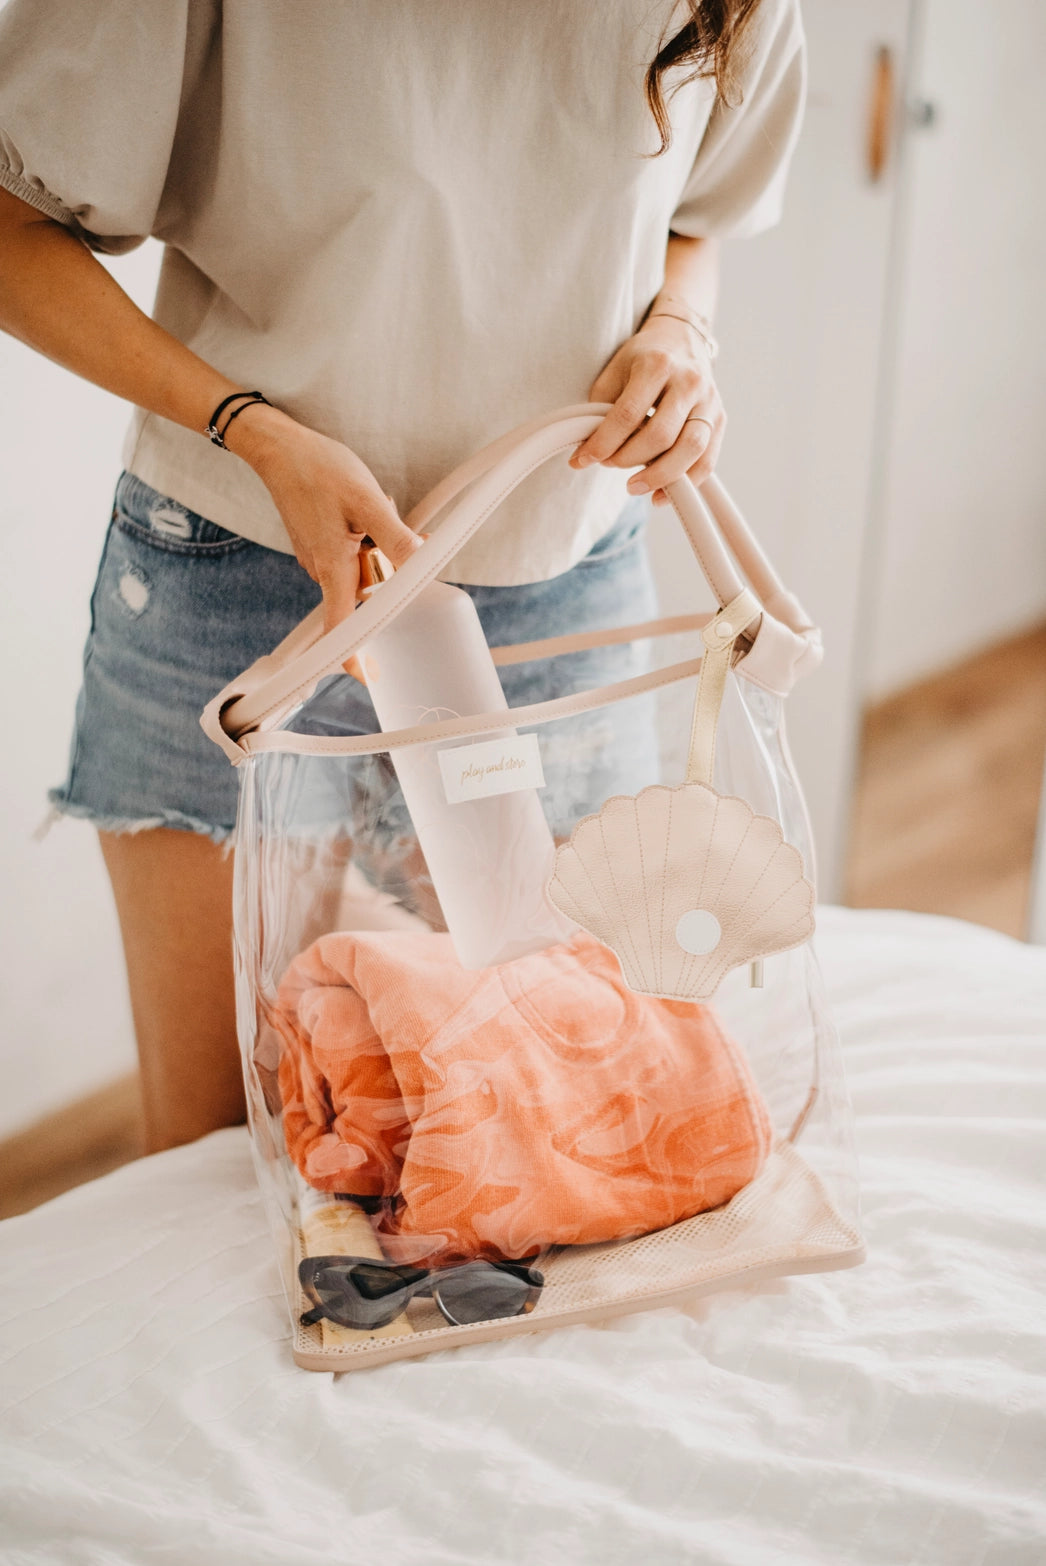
[0,188,245,444]
[0,185,420,626]
[646,232,720,329]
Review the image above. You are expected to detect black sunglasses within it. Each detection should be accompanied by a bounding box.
[299,1254,544,1331]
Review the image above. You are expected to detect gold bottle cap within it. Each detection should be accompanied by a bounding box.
[357,538,394,598]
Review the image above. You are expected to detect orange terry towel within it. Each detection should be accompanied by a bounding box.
[275,930,772,1264]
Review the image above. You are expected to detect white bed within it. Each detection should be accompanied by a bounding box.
[2,906,1044,1566]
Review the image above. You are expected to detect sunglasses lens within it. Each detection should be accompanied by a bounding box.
[341,1260,427,1301]
[433,1266,539,1326]
[310,1277,357,1323]
[303,1259,428,1329]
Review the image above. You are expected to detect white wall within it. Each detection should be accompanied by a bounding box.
[0,243,162,1136]
[864,0,1046,696]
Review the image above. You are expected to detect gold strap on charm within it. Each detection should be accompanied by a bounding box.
[685,588,762,788]
[685,589,768,993]
[356,538,394,600]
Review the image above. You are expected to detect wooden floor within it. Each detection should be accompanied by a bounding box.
[3,621,1045,1221]
[845,622,1046,937]
[0,1071,144,1220]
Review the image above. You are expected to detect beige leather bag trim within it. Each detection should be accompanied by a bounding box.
[241,651,704,759]
[200,404,822,765]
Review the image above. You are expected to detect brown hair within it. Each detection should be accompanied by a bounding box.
[646,0,762,153]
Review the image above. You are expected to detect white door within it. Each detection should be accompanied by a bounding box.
[865,0,1046,696]
[648,0,914,898]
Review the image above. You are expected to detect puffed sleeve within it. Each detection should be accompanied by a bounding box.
[670,0,806,239]
[0,0,214,254]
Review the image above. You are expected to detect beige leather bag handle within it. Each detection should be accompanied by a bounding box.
[201,403,821,766]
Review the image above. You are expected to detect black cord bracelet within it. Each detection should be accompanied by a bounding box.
[217,393,273,446]
[204,390,272,449]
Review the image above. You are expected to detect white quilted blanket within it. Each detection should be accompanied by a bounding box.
[1,908,1044,1565]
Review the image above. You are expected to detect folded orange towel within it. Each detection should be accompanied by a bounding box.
[274,930,771,1265]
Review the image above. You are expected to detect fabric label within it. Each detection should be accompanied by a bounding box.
[437,733,545,804]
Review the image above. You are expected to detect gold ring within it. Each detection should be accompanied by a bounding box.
[685,415,714,431]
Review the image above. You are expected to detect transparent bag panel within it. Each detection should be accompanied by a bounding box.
[234,648,862,1367]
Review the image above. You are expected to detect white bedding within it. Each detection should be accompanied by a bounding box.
[1,907,1044,1566]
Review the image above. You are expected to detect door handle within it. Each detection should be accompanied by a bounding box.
[866,44,895,182]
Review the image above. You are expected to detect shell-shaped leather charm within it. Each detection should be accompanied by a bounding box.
[547,783,815,1002]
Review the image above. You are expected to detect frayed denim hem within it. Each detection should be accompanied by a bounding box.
[43,791,235,849]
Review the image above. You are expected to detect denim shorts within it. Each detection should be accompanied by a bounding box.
[50,472,661,843]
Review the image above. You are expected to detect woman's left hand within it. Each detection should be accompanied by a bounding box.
[569,315,725,504]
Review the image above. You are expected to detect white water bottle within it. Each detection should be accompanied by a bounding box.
[358,568,573,969]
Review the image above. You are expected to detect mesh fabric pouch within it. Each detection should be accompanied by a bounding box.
[203,404,864,1372]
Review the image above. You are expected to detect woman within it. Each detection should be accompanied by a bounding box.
[0,1,804,1153]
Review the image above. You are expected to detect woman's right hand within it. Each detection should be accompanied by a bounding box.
[0,191,419,636]
[225,403,422,633]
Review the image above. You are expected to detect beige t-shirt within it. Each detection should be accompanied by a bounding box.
[0,0,804,585]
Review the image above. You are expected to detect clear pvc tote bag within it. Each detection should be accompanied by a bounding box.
[202,404,864,1372]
